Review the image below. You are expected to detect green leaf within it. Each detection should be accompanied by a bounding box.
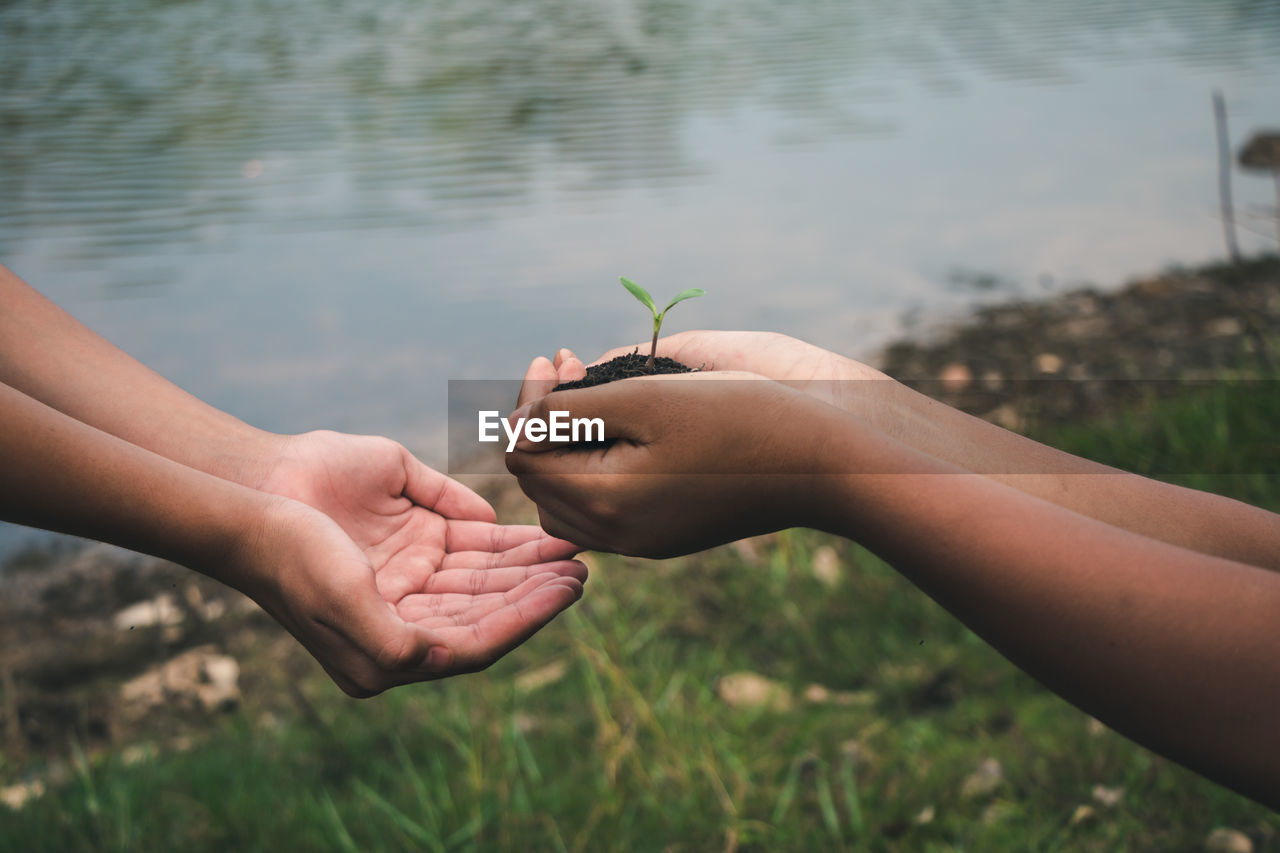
[619,276,657,316]
[661,287,706,315]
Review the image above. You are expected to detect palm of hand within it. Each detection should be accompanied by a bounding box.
[268,435,451,600]
[258,431,585,691]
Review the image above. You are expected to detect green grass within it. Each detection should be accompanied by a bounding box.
[1027,378,1280,509]
[3,381,1279,851]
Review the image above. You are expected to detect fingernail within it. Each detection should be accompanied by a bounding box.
[428,646,452,669]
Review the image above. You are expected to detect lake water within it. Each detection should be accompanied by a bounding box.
[2,0,1279,554]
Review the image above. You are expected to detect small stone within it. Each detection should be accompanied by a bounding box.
[1204,828,1253,853]
[940,363,972,392]
[1091,784,1123,808]
[515,660,567,692]
[1085,717,1108,736]
[1069,804,1095,826]
[120,646,240,717]
[985,404,1024,432]
[0,780,44,810]
[960,758,1003,799]
[120,744,153,766]
[1035,353,1063,374]
[810,546,841,588]
[717,672,792,711]
[113,593,184,631]
[201,599,227,621]
[197,655,240,713]
[981,799,1016,825]
[731,537,764,565]
[1206,317,1243,337]
[803,683,830,703]
[914,805,935,825]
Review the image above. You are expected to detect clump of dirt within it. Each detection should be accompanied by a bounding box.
[553,351,695,391]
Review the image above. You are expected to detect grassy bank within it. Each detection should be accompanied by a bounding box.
[3,377,1278,850]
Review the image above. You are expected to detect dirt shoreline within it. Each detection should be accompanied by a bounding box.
[876,254,1279,428]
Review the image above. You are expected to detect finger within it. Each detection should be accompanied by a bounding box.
[402,453,496,523]
[506,377,670,454]
[400,571,575,621]
[426,577,584,673]
[556,353,587,384]
[515,356,559,412]
[443,520,578,558]
[513,369,767,451]
[506,469,611,544]
[553,348,575,370]
[401,569,587,622]
[534,505,613,554]
[442,533,583,570]
[422,560,589,596]
[315,575,445,685]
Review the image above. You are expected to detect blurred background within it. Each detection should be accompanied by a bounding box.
[5,3,1280,847]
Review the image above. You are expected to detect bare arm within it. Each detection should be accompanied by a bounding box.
[0,262,281,485]
[1,380,585,694]
[820,426,1280,809]
[554,333,1280,571]
[507,374,1280,807]
[0,380,274,582]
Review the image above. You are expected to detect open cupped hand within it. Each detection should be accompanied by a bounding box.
[243,430,587,695]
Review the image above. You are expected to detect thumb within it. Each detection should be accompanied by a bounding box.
[508,376,666,453]
[516,356,560,411]
[339,583,448,680]
[401,449,496,522]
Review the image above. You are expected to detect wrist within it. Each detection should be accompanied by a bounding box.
[201,425,292,490]
[207,489,308,599]
[785,400,869,533]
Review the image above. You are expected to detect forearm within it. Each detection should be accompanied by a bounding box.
[832,367,1280,570]
[818,417,1280,807]
[0,381,279,589]
[0,263,283,486]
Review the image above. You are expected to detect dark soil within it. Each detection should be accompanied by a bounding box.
[553,351,695,391]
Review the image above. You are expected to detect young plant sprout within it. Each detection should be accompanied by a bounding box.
[620,276,706,371]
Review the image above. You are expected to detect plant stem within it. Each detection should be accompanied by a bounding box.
[646,326,659,372]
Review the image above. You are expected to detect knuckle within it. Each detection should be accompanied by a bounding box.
[372,633,416,672]
[505,451,528,476]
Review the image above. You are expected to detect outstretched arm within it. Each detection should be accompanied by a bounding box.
[0,261,280,486]
[544,333,1280,571]
[1,380,585,695]
[0,262,585,616]
[507,375,1280,808]
[0,263,589,691]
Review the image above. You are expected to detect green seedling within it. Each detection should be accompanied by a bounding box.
[619,276,706,371]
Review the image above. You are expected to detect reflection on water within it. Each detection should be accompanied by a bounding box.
[1,1,1279,554]
[5,1,1279,256]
